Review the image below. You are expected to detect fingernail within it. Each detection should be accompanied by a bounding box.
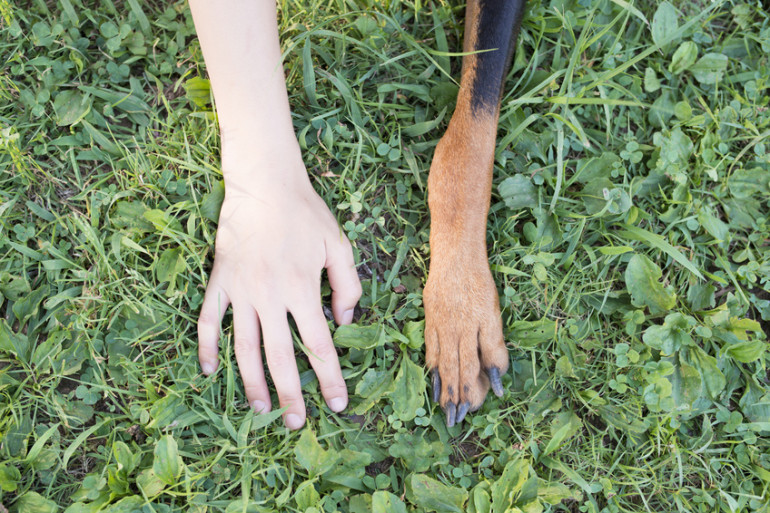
[342,309,354,324]
[201,362,216,375]
[285,414,303,430]
[252,400,267,413]
[329,396,347,412]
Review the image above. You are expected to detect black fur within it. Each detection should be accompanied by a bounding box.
[469,0,526,113]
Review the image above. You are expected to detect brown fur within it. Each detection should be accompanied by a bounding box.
[423,4,510,412]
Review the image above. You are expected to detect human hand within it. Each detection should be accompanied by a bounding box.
[196,153,361,430]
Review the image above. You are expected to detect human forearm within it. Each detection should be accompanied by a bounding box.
[188,0,300,178]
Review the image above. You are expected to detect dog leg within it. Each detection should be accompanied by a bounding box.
[424,0,526,426]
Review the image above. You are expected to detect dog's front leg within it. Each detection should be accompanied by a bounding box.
[424,0,526,426]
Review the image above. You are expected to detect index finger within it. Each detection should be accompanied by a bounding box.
[291,297,348,413]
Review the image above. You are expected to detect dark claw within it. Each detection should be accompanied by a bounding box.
[456,402,470,425]
[446,402,457,428]
[488,367,504,397]
[432,369,441,403]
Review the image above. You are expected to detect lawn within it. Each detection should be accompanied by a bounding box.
[1,0,769,511]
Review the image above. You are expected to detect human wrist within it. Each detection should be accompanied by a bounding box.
[219,124,305,177]
[220,151,313,203]
[219,113,296,155]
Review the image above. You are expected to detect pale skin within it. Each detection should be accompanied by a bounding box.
[189,0,362,430]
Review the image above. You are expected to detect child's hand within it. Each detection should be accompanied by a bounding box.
[189,0,360,431]
[196,154,361,430]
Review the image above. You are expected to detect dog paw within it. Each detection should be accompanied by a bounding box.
[423,255,509,427]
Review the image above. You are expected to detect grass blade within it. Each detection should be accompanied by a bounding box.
[617,225,704,280]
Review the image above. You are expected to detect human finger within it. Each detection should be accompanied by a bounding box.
[325,233,361,325]
[291,296,348,413]
[232,302,272,413]
[197,274,230,375]
[260,305,306,429]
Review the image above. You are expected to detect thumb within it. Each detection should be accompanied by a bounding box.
[325,232,361,325]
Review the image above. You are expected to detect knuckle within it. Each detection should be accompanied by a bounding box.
[265,348,296,371]
[335,280,362,307]
[233,335,257,354]
[349,277,363,300]
[279,270,300,290]
[277,392,305,413]
[321,379,346,395]
[321,382,347,399]
[197,311,219,330]
[197,346,208,358]
[305,338,337,362]
[286,283,319,307]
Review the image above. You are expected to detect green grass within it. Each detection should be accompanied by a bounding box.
[1,0,770,511]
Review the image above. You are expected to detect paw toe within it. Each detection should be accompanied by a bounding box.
[456,401,470,424]
[432,368,441,403]
[487,366,504,397]
[445,401,457,428]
